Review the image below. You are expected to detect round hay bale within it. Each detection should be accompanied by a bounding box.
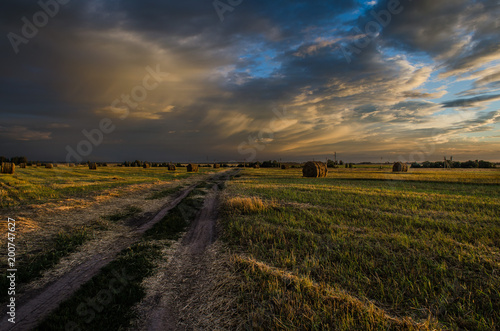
[213,163,220,169]
[89,162,97,170]
[187,163,199,172]
[392,162,408,172]
[302,161,328,178]
[143,163,151,169]
[45,163,54,169]
[253,164,260,169]
[1,162,15,174]
[69,163,75,167]
[168,164,176,171]
[281,164,289,170]
[19,163,27,169]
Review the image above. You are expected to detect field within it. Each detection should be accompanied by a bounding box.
[0,165,221,305]
[0,165,499,330]
[220,167,500,330]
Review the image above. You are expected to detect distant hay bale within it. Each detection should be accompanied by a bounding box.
[213,163,220,169]
[45,163,53,169]
[69,163,75,167]
[253,163,260,169]
[281,164,289,170]
[143,163,151,169]
[392,162,408,172]
[187,163,199,172]
[19,163,27,169]
[89,162,97,170]
[302,161,328,178]
[1,162,15,174]
[168,164,176,171]
[53,164,58,167]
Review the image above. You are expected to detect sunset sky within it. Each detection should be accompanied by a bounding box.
[1,0,499,163]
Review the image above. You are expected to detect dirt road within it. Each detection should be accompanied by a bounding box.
[0,170,236,331]
[140,183,220,330]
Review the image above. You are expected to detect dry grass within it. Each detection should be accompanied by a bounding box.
[224,196,274,214]
[219,168,500,330]
[232,255,437,330]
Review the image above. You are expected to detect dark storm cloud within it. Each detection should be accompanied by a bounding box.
[0,0,498,161]
[441,94,500,108]
[364,0,500,80]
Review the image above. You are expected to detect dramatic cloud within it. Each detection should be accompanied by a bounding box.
[0,0,498,162]
[442,94,500,108]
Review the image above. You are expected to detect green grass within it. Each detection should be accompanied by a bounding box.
[145,185,183,200]
[37,241,162,331]
[0,166,220,208]
[0,225,98,303]
[220,168,500,330]
[37,180,212,330]
[103,205,143,222]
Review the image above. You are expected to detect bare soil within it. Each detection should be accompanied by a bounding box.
[131,171,240,330]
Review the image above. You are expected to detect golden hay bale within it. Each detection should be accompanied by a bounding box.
[89,162,97,170]
[69,163,75,167]
[213,163,221,169]
[392,162,408,172]
[302,161,328,178]
[253,164,260,169]
[143,163,151,169]
[168,164,176,171]
[19,163,27,169]
[187,163,199,172]
[1,162,15,174]
[281,164,289,170]
[45,163,54,169]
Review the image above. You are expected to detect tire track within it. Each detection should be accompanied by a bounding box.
[0,171,233,331]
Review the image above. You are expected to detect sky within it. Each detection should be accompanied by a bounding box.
[1,0,499,163]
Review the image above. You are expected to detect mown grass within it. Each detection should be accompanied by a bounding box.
[0,166,220,208]
[0,225,98,303]
[145,185,183,200]
[37,241,162,331]
[103,205,143,222]
[37,181,212,330]
[220,168,500,330]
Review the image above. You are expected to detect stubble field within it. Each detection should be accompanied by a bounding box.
[0,165,499,330]
[220,167,500,330]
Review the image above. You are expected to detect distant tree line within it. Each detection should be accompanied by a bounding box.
[411,160,496,168]
[327,159,344,168]
[0,156,28,164]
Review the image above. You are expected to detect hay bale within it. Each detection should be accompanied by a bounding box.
[69,163,75,167]
[19,163,27,169]
[45,163,53,169]
[392,162,408,172]
[89,162,97,170]
[253,163,260,169]
[1,162,15,174]
[53,164,58,167]
[168,164,176,171]
[187,163,199,172]
[302,161,328,178]
[281,164,289,170]
[213,163,220,169]
[143,163,151,169]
